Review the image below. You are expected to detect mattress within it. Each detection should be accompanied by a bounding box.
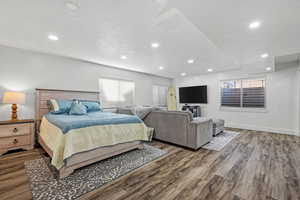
[39,112,151,169]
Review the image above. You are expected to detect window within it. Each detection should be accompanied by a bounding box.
[99,78,135,107]
[153,85,168,106]
[221,78,265,108]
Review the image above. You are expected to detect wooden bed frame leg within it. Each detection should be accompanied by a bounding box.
[59,167,75,179]
[0,150,8,156]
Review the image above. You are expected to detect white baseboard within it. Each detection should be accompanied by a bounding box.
[226,122,300,136]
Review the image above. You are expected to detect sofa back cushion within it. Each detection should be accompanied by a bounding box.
[143,110,193,146]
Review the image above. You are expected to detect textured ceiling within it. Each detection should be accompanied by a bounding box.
[0,0,299,78]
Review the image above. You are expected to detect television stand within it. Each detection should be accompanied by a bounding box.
[182,105,201,118]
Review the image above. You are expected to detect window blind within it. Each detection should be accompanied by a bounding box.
[221,80,241,107]
[242,79,265,108]
[221,78,265,108]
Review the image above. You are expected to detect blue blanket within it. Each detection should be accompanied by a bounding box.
[45,112,143,134]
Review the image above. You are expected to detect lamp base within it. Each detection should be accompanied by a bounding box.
[11,104,18,121]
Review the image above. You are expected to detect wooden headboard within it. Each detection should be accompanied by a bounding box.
[35,88,100,130]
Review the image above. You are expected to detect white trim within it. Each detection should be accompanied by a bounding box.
[98,76,135,83]
[220,75,267,82]
[226,122,300,136]
[219,106,268,113]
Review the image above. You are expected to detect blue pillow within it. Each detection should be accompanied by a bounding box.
[78,100,102,112]
[49,99,73,114]
[69,101,87,115]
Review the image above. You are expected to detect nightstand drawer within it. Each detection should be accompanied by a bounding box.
[0,124,31,137]
[0,135,30,148]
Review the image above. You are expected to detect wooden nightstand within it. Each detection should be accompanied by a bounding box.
[0,119,35,156]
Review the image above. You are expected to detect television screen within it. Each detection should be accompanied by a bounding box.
[179,85,207,104]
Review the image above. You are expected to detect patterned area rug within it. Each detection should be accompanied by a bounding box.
[24,144,166,200]
[202,131,240,151]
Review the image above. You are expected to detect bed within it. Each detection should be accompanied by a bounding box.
[35,88,151,178]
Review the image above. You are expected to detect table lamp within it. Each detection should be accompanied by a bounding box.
[2,91,26,121]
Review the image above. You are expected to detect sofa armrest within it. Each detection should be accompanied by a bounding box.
[190,118,211,125]
[188,118,213,149]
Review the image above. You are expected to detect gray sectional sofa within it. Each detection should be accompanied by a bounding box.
[144,110,213,149]
[117,107,213,150]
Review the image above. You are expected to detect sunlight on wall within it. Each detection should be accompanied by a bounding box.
[0,81,30,91]
[99,78,135,107]
[119,81,135,102]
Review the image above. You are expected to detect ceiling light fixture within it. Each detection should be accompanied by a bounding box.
[120,55,127,60]
[249,21,261,29]
[261,53,269,58]
[187,59,194,64]
[181,72,186,76]
[48,34,59,41]
[207,68,213,72]
[159,66,164,70]
[151,43,160,48]
[65,1,79,10]
[266,67,272,71]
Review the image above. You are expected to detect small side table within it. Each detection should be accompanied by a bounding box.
[0,119,35,155]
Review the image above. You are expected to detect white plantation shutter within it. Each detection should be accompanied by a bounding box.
[153,86,159,106]
[153,85,168,106]
[99,78,135,107]
[221,78,265,108]
[221,80,241,107]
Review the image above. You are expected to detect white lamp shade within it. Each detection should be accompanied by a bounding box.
[3,91,26,104]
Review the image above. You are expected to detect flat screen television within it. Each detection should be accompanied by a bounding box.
[179,85,207,104]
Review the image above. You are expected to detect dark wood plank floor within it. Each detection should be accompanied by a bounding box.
[1,129,300,200]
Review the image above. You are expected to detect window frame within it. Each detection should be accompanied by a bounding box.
[98,77,136,108]
[219,76,267,113]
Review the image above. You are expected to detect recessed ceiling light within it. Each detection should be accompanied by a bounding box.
[266,67,272,71]
[159,66,164,70]
[187,59,194,64]
[48,34,59,41]
[151,43,160,48]
[261,53,269,58]
[181,72,186,76]
[207,68,213,72]
[65,1,79,10]
[120,55,127,60]
[249,21,261,29]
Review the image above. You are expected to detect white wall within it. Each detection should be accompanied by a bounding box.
[1,45,298,136]
[0,45,171,121]
[174,65,300,136]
